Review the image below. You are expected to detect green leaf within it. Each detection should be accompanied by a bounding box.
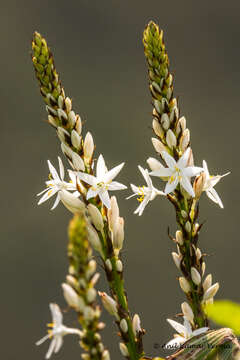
[206,300,240,335]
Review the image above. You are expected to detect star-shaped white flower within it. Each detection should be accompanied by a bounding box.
[37,157,77,210]
[36,303,81,359]
[165,317,208,349]
[202,160,230,208]
[150,148,203,197]
[127,166,164,216]
[76,154,127,209]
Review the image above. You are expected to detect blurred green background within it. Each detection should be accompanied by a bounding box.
[1,0,239,359]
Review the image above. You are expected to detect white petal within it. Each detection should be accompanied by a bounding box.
[180,175,195,197]
[53,336,63,353]
[58,157,65,180]
[108,181,127,191]
[48,160,60,181]
[96,154,107,179]
[167,318,187,336]
[103,162,125,183]
[36,334,51,346]
[165,336,186,349]
[192,327,209,337]
[161,151,176,169]
[183,317,192,337]
[86,188,99,200]
[130,184,139,194]
[38,188,58,205]
[150,168,173,178]
[37,187,49,196]
[165,176,179,194]
[99,190,111,209]
[51,194,60,210]
[177,147,191,169]
[77,172,97,186]
[46,338,56,359]
[209,172,230,187]
[138,166,152,188]
[206,188,223,208]
[50,303,62,327]
[202,160,210,178]
[183,166,203,178]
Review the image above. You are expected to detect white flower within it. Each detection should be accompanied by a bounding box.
[127,166,164,216]
[37,157,76,210]
[76,154,127,209]
[150,148,203,197]
[36,303,81,359]
[165,317,208,349]
[202,160,230,208]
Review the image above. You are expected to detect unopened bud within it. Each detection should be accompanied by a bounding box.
[193,172,206,199]
[191,267,201,285]
[75,115,82,135]
[179,277,191,293]
[154,99,162,114]
[86,259,97,279]
[132,314,141,336]
[181,210,188,219]
[202,262,206,276]
[179,129,190,152]
[68,111,76,127]
[203,274,212,292]
[116,259,123,272]
[61,142,73,158]
[65,97,72,113]
[112,217,124,255]
[107,196,119,232]
[119,343,129,357]
[102,350,110,360]
[57,108,68,122]
[120,318,128,333]
[176,230,184,245]
[62,283,84,311]
[181,302,194,324]
[172,252,181,269]
[161,113,170,130]
[99,292,119,320]
[83,132,94,162]
[59,189,85,214]
[185,221,191,233]
[72,152,85,171]
[57,126,70,144]
[196,248,202,261]
[166,129,177,149]
[87,225,103,254]
[176,116,186,136]
[152,118,164,138]
[86,288,97,303]
[83,306,95,321]
[203,283,219,301]
[48,115,58,128]
[57,95,64,109]
[71,129,81,150]
[151,138,167,153]
[105,259,112,272]
[87,204,104,231]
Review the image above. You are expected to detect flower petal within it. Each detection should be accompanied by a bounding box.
[206,188,223,208]
[138,166,152,188]
[99,190,111,208]
[103,162,125,183]
[108,181,127,191]
[50,303,63,327]
[164,336,186,349]
[192,327,209,337]
[48,160,60,181]
[77,172,97,187]
[177,147,191,169]
[51,194,60,210]
[161,151,176,169]
[86,188,99,200]
[58,157,65,180]
[46,338,56,359]
[54,335,63,353]
[38,188,58,205]
[150,168,173,178]
[180,175,195,197]
[202,160,210,178]
[96,154,106,180]
[167,319,187,336]
[183,166,203,178]
[165,176,179,194]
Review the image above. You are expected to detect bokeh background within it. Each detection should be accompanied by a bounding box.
[1,0,240,359]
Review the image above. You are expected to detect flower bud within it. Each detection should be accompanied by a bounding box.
[116,259,123,272]
[112,217,124,255]
[151,138,167,154]
[120,318,128,333]
[83,132,94,162]
[191,267,201,286]
[193,172,206,199]
[87,204,104,231]
[61,142,73,158]
[75,115,82,135]
[98,292,119,320]
[166,129,177,149]
[87,225,103,254]
[176,230,184,245]
[196,248,202,261]
[68,110,76,127]
[105,259,112,272]
[152,118,164,138]
[154,99,161,113]
[185,221,191,233]
[132,314,141,336]
[161,113,170,130]
[179,277,191,293]
[202,262,206,276]
[57,108,68,122]
[57,95,64,109]
[71,129,81,150]
[181,210,188,219]
[65,97,72,113]
[72,152,85,171]
[62,283,85,311]
[57,126,70,144]
[187,148,194,166]
[176,116,186,136]
[86,288,97,303]
[102,350,111,360]
[83,306,95,321]
[119,343,129,357]
[66,275,77,288]
[179,129,190,152]
[203,283,219,301]
[86,259,97,279]
[48,115,58,128]
[181,302,194,324]
[59,189,85,214]
[172,252,181,269]
[203,274,212,292]
[107,196,119,232]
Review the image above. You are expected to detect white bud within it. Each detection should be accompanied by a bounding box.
[86,288,97,303]
[62,283,84,311]
[105,259,112,272]
[102,350,111,360]
[203,283,219,301]
[202,262,206,276]
[180,129,190,152]
[193,172,206,200]
[84,306,95,321]
[172,252,181,269]
[185,221,191,233]
[166,129,177,148]
[71,129,81,149]
[191,267,201,285]
[91,273,100,286]
[66,275,77,288]
[99,292,119,320]
[87,225,102,254]
[66,110,76,128]
[57,95,64,109]
[48,115,58,128]
[179,277,191,293]
[75,115,82,135]
[87,204,104,231]
[65,97,72,113]
[119,343,129,357]
[86,259,97,279]
[176,116,186,136]
[181,210,188,219]
[181,302,194,324]
[175,230,183,245]
[152,118,164,138]
[203,274,212,292]
[57,126,70,143]
[132,314,141,336]
[151,138,167,153]
[81,354,90,360]
[83,132,94,162]
[59,189,85,214]
[196,248,202,261]
[166,88,172,100]
[57,108,68,121]
[154,99,161,113]
[46,105,57,116]
[61,142,73,159]
[112,217,124,255]
[161,113,170,130]
[107,196,119,232]
[120,319,128,333]
[72,152,85,171]
[116,259,123,272]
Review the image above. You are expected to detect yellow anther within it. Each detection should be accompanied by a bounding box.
[137,186,145,202]
[47,323,54,328]
[48,173,53,180]
[48,189,53,196]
